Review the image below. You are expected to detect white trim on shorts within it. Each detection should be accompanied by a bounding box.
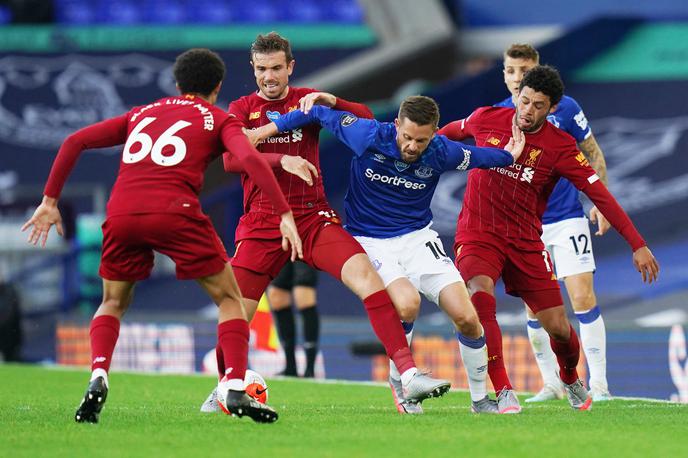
[354,224,462,305]
[541,216,596,280]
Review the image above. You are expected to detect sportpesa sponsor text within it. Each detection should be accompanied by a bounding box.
[365,168,427,189]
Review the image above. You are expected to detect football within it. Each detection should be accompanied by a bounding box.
[244,369,269,404]
[216,369,269,412]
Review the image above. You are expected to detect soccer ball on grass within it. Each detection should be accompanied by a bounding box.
[217,369,269,409]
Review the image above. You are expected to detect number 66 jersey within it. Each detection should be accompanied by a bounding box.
[43,95,272,219]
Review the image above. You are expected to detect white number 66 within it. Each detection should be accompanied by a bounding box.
[123,116,191,167]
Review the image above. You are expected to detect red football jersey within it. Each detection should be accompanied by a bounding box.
[44,95,289,218]
[439,106,645,250]
[229,87,330,215]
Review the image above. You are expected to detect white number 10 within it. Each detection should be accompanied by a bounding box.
[123,116,192,166]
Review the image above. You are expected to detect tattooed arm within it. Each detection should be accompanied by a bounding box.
[579,133,611,235]
[578,133,608,186]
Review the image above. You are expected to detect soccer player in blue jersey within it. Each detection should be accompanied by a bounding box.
[248,95,525,414]
[497,44,612,402]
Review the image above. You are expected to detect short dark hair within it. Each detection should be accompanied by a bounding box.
[250,32,294,62]
[504,43,539,63]
[519,65,564,106]
[398,95,440,128]
[173,48,225,97]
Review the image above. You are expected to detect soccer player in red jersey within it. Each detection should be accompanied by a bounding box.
[21,49,302,424]
[202,32,451,412]
[439,65,659,413]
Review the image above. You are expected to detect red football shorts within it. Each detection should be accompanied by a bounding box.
[231,209,365,300]
[100,213,228,282]
[454,233,563,312]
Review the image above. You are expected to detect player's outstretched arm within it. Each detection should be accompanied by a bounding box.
[274,106,376,156]
[21,196,64,247]
[299,92,374,119]
[21,115,128,247]
[556,145,659,283]
[442,124,520,171]
[587,186,659,283]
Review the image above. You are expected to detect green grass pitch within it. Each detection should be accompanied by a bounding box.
[2,364,687,457]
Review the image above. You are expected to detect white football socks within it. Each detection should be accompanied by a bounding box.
[527,320,561,389]
[576,306,608,393]
[457,331,488,402]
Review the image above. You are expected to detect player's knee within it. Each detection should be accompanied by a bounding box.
[453,312,481,336]
[341,254,384,298]
[570,289,596,312]
[547,321,571,341]
[100,298,129,315]
[267,288,291,310]
[396,297,420,323]
[466,277,494,296]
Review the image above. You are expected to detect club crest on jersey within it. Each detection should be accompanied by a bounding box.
[266,111,281,121]
[340,114,358,127]
[487,137,501,146]
[373,153,386,163]
[414,166,433,178]
[394,160,410,172]
[524,148,541,167]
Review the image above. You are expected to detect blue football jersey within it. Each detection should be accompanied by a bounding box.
[274,106,514,238]
[495,95,592,224]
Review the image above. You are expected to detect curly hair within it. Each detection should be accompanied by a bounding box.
[519,65,564,106]
[173,48,225,97]
[250,32,294,62]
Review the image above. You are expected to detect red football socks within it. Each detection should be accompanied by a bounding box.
[472,291,513,395]
[215,344,225,379]
[217,319,249,381]
[363,290,415,374]
[550,324,580,385]
[89,315,120,373]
